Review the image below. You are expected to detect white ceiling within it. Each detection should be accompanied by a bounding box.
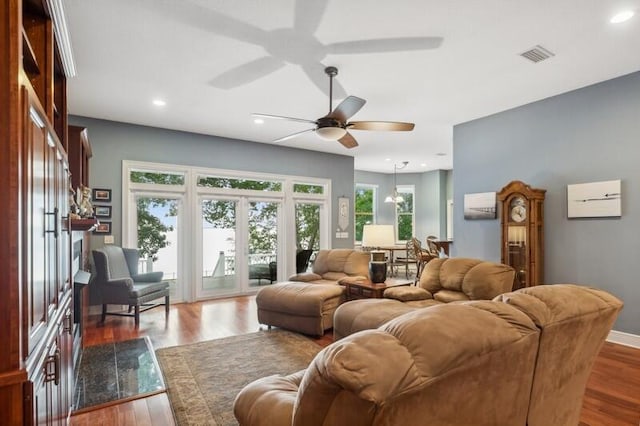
[64,0,640,174]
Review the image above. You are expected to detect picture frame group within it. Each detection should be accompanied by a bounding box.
[91,186,113,235]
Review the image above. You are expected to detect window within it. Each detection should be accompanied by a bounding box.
[197,175,282,191]
[355,185,376,242]
[293,183,324,194]
[130,170,185,185]
[396,185,414,241]
[123,161,330,301]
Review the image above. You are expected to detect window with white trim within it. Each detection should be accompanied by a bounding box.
[395,185,415,242]
[355,184,376,242]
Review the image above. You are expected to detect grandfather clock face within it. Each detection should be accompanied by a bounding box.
[509,196,527,223]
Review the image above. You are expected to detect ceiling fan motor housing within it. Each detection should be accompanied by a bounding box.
[317,116,344,129]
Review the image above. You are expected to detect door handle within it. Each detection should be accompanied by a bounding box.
[45,207,59,238]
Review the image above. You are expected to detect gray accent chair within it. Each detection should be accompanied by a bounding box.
[92,245,170,326]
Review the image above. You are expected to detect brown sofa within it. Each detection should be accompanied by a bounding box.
[235,284,623,426]
[256,249,369,336]
[333,257,515,339]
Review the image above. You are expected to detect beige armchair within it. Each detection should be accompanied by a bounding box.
[234,284,622,426]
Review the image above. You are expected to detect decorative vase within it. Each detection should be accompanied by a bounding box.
[369,261,387,283]
[370,250,386,262]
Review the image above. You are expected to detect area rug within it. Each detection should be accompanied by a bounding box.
[155,330,323,425]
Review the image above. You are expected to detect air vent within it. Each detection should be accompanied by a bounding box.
[520,45,555,63]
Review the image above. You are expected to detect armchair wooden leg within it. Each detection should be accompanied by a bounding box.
[101,304,107,323]
[165,295,170,318]
[134,305,140,327]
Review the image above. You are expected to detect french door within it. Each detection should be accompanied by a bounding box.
[124,161,330,302]
[131,193,184,302]
[196,196,283,299]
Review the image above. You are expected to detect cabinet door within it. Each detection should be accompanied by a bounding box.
[58,305,74,420]
[54,141,71,297]
[24,101,49,354]
[45,132,59,315]
[31,339,61,426]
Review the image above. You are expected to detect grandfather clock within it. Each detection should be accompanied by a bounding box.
[497,181,546,290]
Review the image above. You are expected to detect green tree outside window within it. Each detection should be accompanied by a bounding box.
[355,186,375,241]
[396,189,414,241]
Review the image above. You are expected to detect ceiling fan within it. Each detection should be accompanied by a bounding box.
[252,66,415,149]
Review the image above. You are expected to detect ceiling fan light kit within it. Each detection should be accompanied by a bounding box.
[385,193,405,204]
[252,66,415,148]
[316,126,347,140]
[386,161,409,203]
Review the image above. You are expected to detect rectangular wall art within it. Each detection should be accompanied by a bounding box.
[567,179,621,218]
[93,188,112,202]
[93,221,112,234]
[463,192,497,219]
[94,205,112,218]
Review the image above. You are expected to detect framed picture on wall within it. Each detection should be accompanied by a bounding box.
[337,197,349,231]
[94,205,112,218]
[93,221,111,234]
[463,192,497,219]
[93,188,112,202]
[567,180,621,218]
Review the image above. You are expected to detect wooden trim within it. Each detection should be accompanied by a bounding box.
[0,369,28,387]
[608,330,640,349]
[0,0,25,373]
[71,389,167,415]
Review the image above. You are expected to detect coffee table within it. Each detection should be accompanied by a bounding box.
[344,278,413,301]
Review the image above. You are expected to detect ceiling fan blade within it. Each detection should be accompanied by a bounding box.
[327,37,443,54]
[294,0,328,34]
[146,0,266,46]
[252,113,317,125]
[329,96,366,122]
[210,56,285,89]
[273,128,316,143]
[348,121,415,131]
[338,132,359,149]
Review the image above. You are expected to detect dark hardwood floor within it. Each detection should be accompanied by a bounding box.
[71,296,640,425]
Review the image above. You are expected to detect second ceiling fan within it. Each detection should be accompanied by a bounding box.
[253,66,415,149]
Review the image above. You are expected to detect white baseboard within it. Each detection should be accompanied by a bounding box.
[607,330,640,349]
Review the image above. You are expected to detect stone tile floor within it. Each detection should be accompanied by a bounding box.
[74,337,164,410]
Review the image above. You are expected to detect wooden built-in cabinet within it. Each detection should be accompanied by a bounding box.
[68,126,92,191]
[1,0,78,424]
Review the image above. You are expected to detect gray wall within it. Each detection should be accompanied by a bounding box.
[354,169,449,241]
[453,70,640,334]
[69,116,355,249]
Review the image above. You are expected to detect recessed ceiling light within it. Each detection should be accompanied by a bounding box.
[420,163,427,167]
[253,118,264,124]
[152,99,166,107]
[610,10,634,23]
[385,158,391,162]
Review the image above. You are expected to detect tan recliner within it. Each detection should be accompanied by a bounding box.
[256,249,370,336]
[333,257,515,340]
[288,249,370,285]
[234,284,622,426]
